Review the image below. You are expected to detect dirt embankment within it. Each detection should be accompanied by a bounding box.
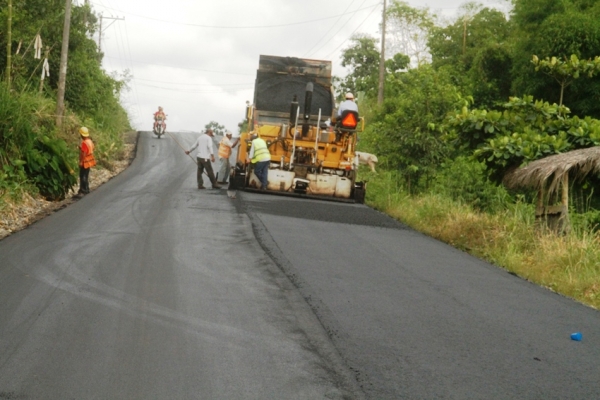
[0,131,138,240]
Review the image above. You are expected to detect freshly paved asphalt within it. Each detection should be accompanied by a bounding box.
[238,193,600,399]
[1,131,599,399]
[0,132,360,399]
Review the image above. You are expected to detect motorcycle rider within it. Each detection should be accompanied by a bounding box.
[153,106,167,133]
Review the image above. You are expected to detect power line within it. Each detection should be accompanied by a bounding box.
[134,77,253,86]
[103,56,253,75]
[303,0,358,58]
[90,1,380,29]
[307,0,371,59]
[324,2,381,60]
[134,82,253,93]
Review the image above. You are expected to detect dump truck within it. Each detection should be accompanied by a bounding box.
[230,55,366,203]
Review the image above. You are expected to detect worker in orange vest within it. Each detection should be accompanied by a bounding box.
[217,131,239,184]
[75,126,96,198]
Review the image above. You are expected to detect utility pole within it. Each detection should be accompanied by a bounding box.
[98,14,125,53]
[463,17,468,55]
[56,0,72,128]
[6,0,12,88]
[377,0,387,106]
[98,14,102,52]
[83,0,89,26]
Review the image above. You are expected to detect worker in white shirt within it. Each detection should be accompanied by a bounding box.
[185,129,221,189]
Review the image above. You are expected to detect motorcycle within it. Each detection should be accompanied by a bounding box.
[153,115,167,138]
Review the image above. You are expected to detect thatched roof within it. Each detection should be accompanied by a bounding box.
[503,146,600,194]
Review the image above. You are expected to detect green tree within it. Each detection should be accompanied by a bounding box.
[337,34,380,100]
[442,95,600,181]
[361,65,462,191]
[386,0,436,65]
[532,54,600,106]
[428,6,513,107]
[205,121,226,136]
[511,0,600,117]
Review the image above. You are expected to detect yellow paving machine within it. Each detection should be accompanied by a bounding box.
[230,55,366,203]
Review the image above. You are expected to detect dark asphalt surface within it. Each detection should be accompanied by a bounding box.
[1,131,599,399]
[236,188,600,399]
[0,132,361,399]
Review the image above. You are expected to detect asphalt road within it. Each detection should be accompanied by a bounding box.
[0,132,361,399]
[1,131,599,399]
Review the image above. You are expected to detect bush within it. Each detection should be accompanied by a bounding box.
[0,86,77,200]
[431,156,511,212]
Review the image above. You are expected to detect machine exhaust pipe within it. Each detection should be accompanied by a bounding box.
[289,95,298,127]
[302,82,313,137]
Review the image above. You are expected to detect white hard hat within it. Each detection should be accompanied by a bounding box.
[345,92,354,100]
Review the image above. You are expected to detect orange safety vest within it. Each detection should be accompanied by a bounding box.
[79,138,97,169]
[218,137,232,159]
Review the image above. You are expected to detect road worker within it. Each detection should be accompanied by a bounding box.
[337,92,358,117]
[217,131,239,184]
[247,133,271,190]
[185,129,221,189]
[75,127,96,198]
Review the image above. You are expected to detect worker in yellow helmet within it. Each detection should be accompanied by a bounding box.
[75,127,96,198]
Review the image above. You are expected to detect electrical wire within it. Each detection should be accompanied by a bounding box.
[324,2,381,60]
[307,0,371,59]
[103,56,253,75]
[89,1,380,29]
[303,0,357,58]
[133,77,252,86]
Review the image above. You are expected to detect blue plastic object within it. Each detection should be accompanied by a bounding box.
[571,332,582,341]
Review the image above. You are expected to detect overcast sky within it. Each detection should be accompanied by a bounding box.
[86,0,509,134]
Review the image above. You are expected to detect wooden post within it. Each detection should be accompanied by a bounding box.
[536,186,544,211]
[559,173,570,234]
[6,0,12,87]
[377,0,386,106]
[561,173,569,209]
[462,17,467,56]
[98,15,103,52]
[56,0,72,128]
[84,0,89,26]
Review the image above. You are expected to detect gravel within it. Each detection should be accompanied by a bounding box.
[0,134,137,241]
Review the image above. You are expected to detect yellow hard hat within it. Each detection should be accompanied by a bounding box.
[79,127,89,137]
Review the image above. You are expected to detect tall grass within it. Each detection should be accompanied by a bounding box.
[0,82,132,204]
[364,170,600,310]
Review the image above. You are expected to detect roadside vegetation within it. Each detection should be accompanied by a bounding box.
[0,1,131,207]
[338,0,600,310]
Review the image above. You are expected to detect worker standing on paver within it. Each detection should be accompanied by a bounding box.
[337,92,358,117]
[217,131,239,184]
[185,129,221,190]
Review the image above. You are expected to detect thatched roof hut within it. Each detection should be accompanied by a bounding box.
[503,146,600,195]
[503,146,600,232]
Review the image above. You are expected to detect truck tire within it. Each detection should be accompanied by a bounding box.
[353,183,366,204]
